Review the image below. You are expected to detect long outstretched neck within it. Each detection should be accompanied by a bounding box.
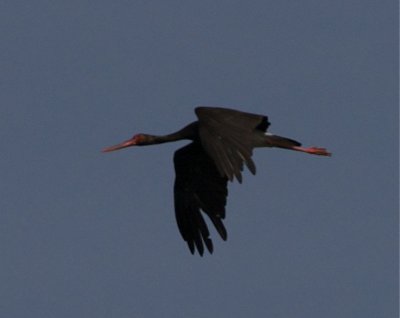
[102,122,198,152]
[145,133,186,144]
[141,122,198,145]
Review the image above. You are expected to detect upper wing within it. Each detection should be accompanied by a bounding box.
[173,142,228,256]
[195,106,270,182]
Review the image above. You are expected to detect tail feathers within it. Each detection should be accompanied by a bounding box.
[264,134,301,148]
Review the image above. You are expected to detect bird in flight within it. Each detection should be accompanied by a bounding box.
[103,107,331,255]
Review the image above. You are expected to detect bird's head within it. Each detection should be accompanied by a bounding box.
[102,133,155,152]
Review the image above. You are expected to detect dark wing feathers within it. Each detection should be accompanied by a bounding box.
[195,107,270,133]
[174,142,228,256]
[195,107,269,182]
[174,107,270,255]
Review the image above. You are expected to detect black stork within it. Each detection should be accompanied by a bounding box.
[103,107,331,255]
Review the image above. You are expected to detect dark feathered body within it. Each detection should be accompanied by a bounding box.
[171,107,301,254]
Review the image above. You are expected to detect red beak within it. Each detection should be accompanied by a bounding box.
[102,138,137,153]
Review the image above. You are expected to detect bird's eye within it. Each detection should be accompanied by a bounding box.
[133,134,144,144]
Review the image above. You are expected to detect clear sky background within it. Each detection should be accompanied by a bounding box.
[1,1,398,317]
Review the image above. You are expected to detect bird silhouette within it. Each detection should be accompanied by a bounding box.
[103,107,331,255]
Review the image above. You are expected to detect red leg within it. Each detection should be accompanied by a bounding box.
[291,146,332,156]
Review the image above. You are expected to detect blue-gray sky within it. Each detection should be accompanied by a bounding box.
[1,1,398,317]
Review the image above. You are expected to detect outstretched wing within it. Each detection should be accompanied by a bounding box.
[173,142,228,256]
[195,106,270,182]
